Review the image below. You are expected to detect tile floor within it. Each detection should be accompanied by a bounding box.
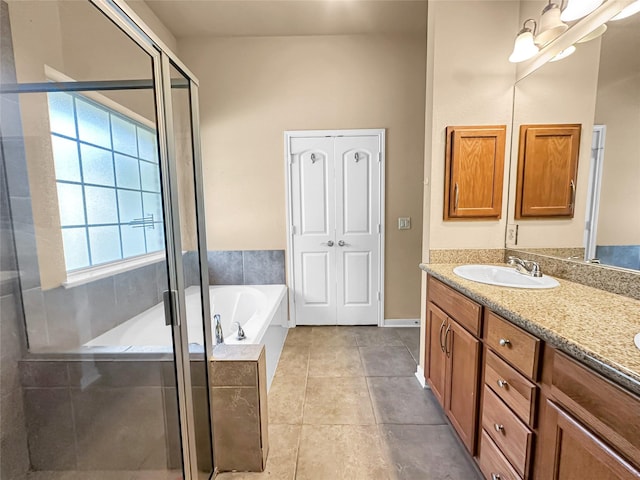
[218,326,481,480]
[24,327,481,480]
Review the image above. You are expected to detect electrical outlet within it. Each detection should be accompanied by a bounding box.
[398,217,411,230]
[506,224,518,246]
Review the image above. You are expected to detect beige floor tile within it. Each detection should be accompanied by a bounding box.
[309,326,358,347]
[216,424,300,480]
[307,345,363,377]
[296,425,390,480]
[283,327,314,346]
[354,327,404,347]
[274,345,310,377]
[268,375,307,425]
[303,377,374,425]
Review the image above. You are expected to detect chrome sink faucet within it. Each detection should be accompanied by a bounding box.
[507,256,543,277]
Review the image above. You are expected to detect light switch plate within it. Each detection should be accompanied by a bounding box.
[506,224,518,246]
[398,217,411,230]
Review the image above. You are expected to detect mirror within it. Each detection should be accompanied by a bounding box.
[506,9,640,272]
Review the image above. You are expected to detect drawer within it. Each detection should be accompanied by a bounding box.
[478,429,523,480]
[428,276,481,336]
[485,349,537,427]
[482,385,533,478]
[485,311,540,380]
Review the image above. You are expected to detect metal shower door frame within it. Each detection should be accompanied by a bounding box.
[88,1,213,478]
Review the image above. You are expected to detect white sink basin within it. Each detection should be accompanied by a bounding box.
[453,265,560,289]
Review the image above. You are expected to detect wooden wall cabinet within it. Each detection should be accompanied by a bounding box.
[444,125,506,220]
[515,124,581,219]
[425,277,482,453]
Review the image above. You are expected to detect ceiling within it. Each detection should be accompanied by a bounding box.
[140,0,427,39]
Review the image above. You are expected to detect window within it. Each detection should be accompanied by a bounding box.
[47,92,164,271]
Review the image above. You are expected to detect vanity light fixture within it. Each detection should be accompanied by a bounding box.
[550,44,577,61]
[560,0,604,22]
[509,19,540,63]
[610,0,640,20]
[535,2,568,46]
[576,23,607,43]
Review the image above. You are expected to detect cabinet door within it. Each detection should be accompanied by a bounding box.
[425,302,448,407]
[444,125,506,220]
[536,399,640,480]
[515,124,581,218]
[445,318,481,454]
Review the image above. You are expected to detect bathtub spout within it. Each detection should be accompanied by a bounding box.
[214,314,224,344]
[233,321,246,341]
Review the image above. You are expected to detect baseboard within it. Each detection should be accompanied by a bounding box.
[382,318,420,327]
[415,365,427,388]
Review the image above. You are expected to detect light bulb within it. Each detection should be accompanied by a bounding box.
[611,0,640,21]
[550,45,577,62]
[561,0,604,22]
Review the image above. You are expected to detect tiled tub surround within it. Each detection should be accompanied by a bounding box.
[23,251,201,351]
[207,250,285,285]
[420,263,640,395]
[506,248,640,300]
[18,358,211,472]
[596,245,640,271]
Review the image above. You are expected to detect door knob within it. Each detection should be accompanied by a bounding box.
[324,240,334,247]
[338,240,346,247]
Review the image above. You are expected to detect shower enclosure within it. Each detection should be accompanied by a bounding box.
[0,0,213,478]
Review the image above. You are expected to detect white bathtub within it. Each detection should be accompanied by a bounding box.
[85,284,289,388]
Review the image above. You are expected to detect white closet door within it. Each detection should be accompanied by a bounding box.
[290,136,337,325]
[334,135,381,325]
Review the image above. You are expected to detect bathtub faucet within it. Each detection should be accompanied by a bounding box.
[214,314,224,344]
[233,321,246,341]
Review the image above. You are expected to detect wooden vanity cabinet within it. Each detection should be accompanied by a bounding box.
[425,277,482,454]
[444,125,506,220]
[515,124,581,219]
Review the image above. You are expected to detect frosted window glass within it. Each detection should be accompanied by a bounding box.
[76,99,111,148]
[111,115,137,156]
[51,135,80,182]
[120,225,146,257]
[47,93,76,138]
[145,224,164,252]
[117,189,143,223]
[140,161,161,192]
[142,192,163,222]
[61,228,89,271]
[81,144,114,186]
[57,183,85,226]
[88,226,121,265]
[137,127,157,162]
[85,186,118,224]
[115,154,140,189]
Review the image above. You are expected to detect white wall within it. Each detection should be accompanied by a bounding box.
[178,33,427,319]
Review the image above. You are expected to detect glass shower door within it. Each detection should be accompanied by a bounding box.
[0,1,208,478]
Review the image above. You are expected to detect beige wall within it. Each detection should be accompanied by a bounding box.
[178,33,427,319]
[425,1,518,253]
[419,0,519,375]
[507,39,602,248]
[594,21,640,246]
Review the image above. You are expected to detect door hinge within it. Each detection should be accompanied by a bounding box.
[377,224,381,234]
[289,153,295,164]
[291,225,296,235]
[378,152,382,162]
[162,290,179,327]
[377,291,381,301]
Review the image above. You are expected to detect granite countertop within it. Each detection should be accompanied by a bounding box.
[420,263,640,396]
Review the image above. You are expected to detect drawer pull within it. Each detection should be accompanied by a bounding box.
[499,338,511,347]
[497,379,508,388]
[491,475,501,480]
[494,423,505,433]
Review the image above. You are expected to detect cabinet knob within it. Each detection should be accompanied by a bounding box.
[499,338,511,347]
[497,379,508,388]
[494,423,505,433]
[491,474,501,480]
